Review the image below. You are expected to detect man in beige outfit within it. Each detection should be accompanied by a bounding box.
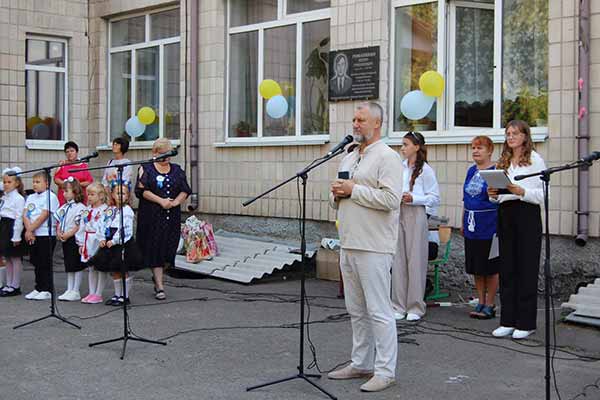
[327,102,403,393]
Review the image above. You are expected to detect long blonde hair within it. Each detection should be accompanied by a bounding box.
[496,120,534,170]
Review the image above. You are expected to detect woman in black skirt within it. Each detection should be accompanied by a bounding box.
[488,120,546,340]
[135,138,191,300]
[461,136,500,319]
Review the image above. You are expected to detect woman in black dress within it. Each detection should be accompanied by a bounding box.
[135,138,191,300]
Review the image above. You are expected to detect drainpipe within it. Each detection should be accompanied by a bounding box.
[188,0,199,211]
[576,0,590,246]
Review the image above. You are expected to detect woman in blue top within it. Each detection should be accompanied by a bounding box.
[462,136,500,319]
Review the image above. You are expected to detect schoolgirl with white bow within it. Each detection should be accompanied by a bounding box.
[55,177,88,301]
[0,167,26,297]
[76,182,110,304]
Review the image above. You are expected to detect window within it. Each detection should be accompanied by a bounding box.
[390,0,548,139]
[25,37,68,142]
[108,7,181,144]
[226,1,331,141]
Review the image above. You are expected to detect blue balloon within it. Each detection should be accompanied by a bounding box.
[125,116,145,137]
[400,90,435,120]
[266,95,289,119]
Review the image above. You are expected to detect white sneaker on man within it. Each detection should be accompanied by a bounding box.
[512,329,535,340]
[327,365,373,380]
[63,290,81,301]
[492,326,515,337]
[360,375,396,392]
[25,290,40,300]
[406,313,421,322]
[33,291,51,300]
[394,312,406,321]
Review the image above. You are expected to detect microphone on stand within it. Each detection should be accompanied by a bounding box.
[579,151,600,163]
[327,135,354,156]
[152,149,178,161]
[76,151,99,162]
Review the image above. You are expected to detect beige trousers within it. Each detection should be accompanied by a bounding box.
[391,204,428,316]
[340,249,397,378]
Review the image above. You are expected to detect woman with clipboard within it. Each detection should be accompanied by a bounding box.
[486,120,546,340]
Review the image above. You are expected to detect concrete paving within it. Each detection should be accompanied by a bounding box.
[1,261,599,400]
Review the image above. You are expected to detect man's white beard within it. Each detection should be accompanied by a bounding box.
[353,132,373,143]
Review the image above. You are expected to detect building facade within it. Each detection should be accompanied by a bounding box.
[1,0,598,239]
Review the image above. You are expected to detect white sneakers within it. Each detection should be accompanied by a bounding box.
[360,376,396,392]
[406,313,421,322]
[327,365,373,380]
[492,326,535,339]
[58,290,81,301]
[394,312,406,321]
[25,290,40,300]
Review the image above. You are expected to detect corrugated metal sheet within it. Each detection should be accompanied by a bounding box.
[174,235,315,284]
[561,278,600,319]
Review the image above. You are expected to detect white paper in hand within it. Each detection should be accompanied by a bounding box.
[479,170,512,189]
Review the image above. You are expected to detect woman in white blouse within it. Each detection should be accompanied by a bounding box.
[488,120,546,340]
[391,131,440,321]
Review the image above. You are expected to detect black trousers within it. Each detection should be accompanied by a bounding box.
[29,236,57,292]
[497,201,542,331]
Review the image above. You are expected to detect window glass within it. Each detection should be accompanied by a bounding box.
[25,71,65,140]
[301,20,329,135]
[287,0,330,14]
[136,47,160,141]
[111,16,145,47]
[164,43,181,139]
[230,0,277,27]
[26,40,65,67]
[502,0,548,127]
[263,25,296,137]
[109,52,132,140]
[151,9,180,40]
[228,31,258,138]
[393,3,438,132]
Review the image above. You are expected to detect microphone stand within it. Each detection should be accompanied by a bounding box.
[514,157,597,400]
[71,157,168,359]
[13,162,81,330]
[244,148,347,400]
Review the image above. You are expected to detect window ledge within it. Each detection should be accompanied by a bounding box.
[96,140,181,151]
[385,129,548,145]
[214,137,330,148]
[25,140,67,150]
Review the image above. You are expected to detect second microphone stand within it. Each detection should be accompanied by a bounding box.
[244,149,345,400]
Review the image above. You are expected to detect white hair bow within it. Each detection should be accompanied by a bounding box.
[2,166,22,176]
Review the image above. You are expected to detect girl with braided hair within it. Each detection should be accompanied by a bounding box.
[391,131,440,322]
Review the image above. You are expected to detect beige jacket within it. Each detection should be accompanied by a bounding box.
[329,140,403,254]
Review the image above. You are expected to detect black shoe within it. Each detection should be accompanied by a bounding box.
[112,296,130,306]
[0,286,21,297]
[105,295,119,306]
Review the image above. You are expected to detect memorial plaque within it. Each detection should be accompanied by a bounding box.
[328,46,379,101]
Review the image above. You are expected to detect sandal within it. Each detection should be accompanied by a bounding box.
[469,303,485,319]
[155,290,166,300]
[478,305,496,320]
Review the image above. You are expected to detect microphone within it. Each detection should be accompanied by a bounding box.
[327,135,354,156]
[76,151,99,162]
[580,151,600,163]
[152,149,178,161]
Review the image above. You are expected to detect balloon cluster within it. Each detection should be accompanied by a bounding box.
[260,79,289,119]
[400,71,444,121]
[125,107,156,138]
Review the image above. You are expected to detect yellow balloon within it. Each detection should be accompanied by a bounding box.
[138,107,156,125]
[26,116,43,132]
[259,79,283,99]
[335,220,339,230]
[419,71,445,98]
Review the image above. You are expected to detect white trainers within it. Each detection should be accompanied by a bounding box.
[406,313,421,321]
[394,312,406,321]
[492,326,515,337]
[58,291,70,301]
[25,290,40,300]
[327,365,373,380]
[62,290,81,301]
[512,329,535,340]
[360,375,396,392]
[33,291,52,300]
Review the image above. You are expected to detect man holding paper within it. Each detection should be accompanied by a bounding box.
[485,120,546,340]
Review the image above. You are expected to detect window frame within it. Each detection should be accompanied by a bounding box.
[106,6,181,148]
[224,0,331,145]
[389,0,548,145]
[24,35,69,150]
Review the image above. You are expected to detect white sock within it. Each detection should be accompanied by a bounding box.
[113,279,123,297]
[95,272,106,296]
[125,277,132,299]
[10,257,22,289]
[67,273,74,292]
[88,268,97,296]
[0,266,5,287]
[73,271,83,293]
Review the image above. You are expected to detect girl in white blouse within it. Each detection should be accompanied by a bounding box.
[0,168,26,297]
[488,120,546,340]
[391,131,440,321]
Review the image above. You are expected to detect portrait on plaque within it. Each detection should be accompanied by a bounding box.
[328,46,379,102]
